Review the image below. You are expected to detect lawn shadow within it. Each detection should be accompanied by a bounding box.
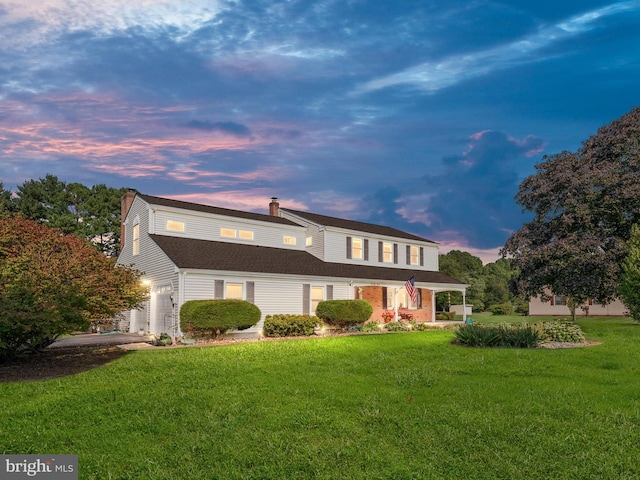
[0,346,131,383]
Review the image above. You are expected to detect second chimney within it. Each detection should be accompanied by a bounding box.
[269,197,280,216]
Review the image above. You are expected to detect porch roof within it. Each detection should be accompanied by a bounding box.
[149,234,464,287]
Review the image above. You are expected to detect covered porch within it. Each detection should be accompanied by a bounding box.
[353,282,468,324]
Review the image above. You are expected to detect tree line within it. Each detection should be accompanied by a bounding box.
[0,175,128,257]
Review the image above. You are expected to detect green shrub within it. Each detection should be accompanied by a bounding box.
[435,311,455,320]
[514,301,530,315]
[153,332,173,346]
[385,321,411,332]
[360,322,381,333]
[263,314,319,337]
[408,321,433,331]
[180,300,261,338]
[539,321,585,343]
[455,323,543,348]
[488,303,514,315]
[315,300,373,329]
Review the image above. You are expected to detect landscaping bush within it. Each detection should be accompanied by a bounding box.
[360,322,381,333]
[454,323,543,348]
[315,300,373,329]
[539,320,585,343]
[408,321,433,331]
[263,314,319,337]
[385,321,411,332]
[180,300,260,338]
[488,303,514,315]
[153,333,173,346]
[435,311,455,320]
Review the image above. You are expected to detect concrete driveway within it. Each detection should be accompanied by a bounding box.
[49,332,152,349]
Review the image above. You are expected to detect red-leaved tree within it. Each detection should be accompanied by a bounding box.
[0,215,148,360]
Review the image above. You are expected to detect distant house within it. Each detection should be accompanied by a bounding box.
[116,193,467,337]
[529,291,628,316]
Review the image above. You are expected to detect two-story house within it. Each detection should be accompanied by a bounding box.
[116,192,467,337]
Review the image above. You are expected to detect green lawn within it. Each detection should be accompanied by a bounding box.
[2,317,640,479]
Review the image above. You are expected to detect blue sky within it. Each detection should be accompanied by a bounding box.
[1,0,639,262]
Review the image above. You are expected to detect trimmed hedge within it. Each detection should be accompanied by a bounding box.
[263,314,320,337]
[180,299,260,338]
[315,300,373,329]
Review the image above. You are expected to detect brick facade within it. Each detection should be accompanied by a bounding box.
[358,286,433,323]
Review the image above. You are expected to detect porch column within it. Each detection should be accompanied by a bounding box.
[431,290,436,323]
[462,290,467,323]
[394,287,399,321]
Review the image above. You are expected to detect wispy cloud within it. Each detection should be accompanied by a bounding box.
[357,1,640,93]
[0,0,224,49]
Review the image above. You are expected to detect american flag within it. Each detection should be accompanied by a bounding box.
[405,276,417,304]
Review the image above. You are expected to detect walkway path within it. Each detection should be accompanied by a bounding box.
[49,332,152,349]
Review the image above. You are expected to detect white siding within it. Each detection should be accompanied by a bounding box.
[323,230,439,271]
[152,207,305,250]
[117,197,176,282]
[183,273,216,301]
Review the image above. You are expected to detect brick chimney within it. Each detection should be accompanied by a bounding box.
[269,197,280,216]
[120,189,137,249]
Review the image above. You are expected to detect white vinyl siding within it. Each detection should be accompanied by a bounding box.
[152,207,304,249]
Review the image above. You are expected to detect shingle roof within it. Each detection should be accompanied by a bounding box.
[149,234,464,286]
[280,208,437,243]
[138,194,298,227]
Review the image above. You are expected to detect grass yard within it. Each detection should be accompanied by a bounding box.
[1,317,640,479]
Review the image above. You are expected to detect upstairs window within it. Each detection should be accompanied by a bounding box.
[221,228,236,238]
[352,238,363,259]
[283,236,297,245]
[132,223,140,255]
[409,246,419,265]
[239,230,254,240]
[306,236,313,247]
[383,243,393,263]
[166,220,185,232]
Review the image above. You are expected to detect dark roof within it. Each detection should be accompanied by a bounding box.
[149,234,464,286]
[137,194,298,227]
[281,208,436,243]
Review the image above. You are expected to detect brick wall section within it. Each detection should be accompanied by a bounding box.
[359,286,433,323]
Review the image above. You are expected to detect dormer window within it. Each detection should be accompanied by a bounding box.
[221,228,236,238]
[166,220,185,232]
[283,236,297,245]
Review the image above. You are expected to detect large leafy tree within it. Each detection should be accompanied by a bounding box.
[503,106,640,318]
[437,250,485,311]
[8,175,128,256]
[0,216,148,361]
[618,224,640,322]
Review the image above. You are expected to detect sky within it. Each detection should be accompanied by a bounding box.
[1,1,639,263]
